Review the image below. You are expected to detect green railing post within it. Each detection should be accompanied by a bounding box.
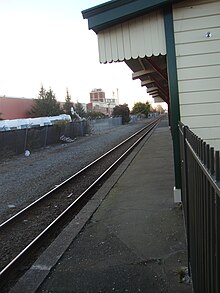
[164,5,181,190]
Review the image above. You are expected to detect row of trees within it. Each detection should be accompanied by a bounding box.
[30,86,61,117]
[29,86,87,119]
[30,86,114,119]
[131,102,150,117]
[111,102,165,124]
[29,86,164,123]
[110,101,162,124]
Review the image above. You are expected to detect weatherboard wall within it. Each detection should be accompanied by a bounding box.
[173,0,220,150]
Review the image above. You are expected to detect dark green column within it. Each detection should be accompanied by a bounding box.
[163,5,181,189]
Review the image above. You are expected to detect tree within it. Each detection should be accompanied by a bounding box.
[63,88,73,116]
[131,102,150,117]
[74,102,86,118]
[30,86,61,117]
[87,111,106,119]
[112,104,130,124]
[150,104,156,113]
[156,104,165,114]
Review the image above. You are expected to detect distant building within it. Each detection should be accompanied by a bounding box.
[86,102,93,113]
[0,96,35,120]
[90,88,105,103]
[88,88,117,116]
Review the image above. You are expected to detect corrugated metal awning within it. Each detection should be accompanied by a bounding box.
[83,4,169,104]
[98,10,166,63]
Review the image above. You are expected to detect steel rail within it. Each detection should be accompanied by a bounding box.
[0,117,161,284]
[0,118,160,229]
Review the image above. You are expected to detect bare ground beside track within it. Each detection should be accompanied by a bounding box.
[0,120,149,223]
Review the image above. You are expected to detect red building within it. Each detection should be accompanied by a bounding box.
[90,88,105,103]
[88,89,117,116]
[0,96,35,120]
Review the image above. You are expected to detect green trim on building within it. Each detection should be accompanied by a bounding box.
[82,0,182,32]
[82,0,134,18]
[163,5,181,189]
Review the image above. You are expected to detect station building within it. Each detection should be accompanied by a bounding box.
[82,0,220,198]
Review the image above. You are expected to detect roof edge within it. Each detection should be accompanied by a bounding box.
[82,0,135,19]
[82,0,183,33]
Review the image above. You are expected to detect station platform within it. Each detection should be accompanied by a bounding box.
[11,118,192,293]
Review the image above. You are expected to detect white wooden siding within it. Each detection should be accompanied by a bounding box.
[191,128,220,140]
[173,0,220,20]
[182,115,220,128]
[173,0,220,150]
[178,78,220,92]
[177,64,220,80]
[176,52,220,68]
[183,126,220,151]
[97,10,166,63]
[180,103,220,116]
[179,90,220,104]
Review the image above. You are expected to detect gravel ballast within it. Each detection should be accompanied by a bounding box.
[0,120,149,224]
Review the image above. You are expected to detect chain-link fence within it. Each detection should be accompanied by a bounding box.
[0,118,124,158]
[89,117,122,134]
[0,120,90,158]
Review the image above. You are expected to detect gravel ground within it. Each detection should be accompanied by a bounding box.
[0,120,149,224]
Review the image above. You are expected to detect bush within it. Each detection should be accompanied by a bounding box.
[112,104,130,124]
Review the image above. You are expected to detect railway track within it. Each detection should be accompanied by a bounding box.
[0,117,161,290]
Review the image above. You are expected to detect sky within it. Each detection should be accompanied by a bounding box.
[0,0,156,110]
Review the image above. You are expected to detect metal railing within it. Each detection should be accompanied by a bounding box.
[179,122,220,293]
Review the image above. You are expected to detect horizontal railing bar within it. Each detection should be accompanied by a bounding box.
[185,139,220,195]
